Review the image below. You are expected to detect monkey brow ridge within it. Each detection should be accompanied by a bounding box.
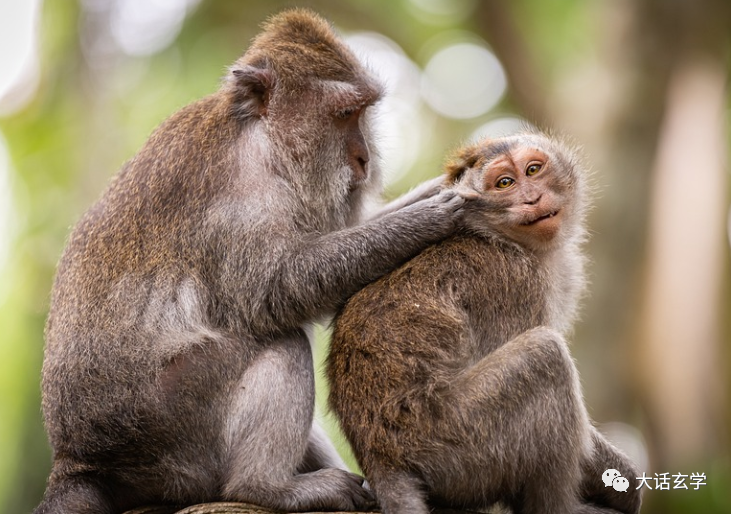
[481,140,515,165]
[319,79,382,105]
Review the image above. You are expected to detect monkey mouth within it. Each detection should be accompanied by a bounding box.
[522,210,560,226]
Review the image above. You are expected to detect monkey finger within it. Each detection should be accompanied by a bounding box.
[451,183,481,201]
[433,188,467,208]
[321,469,377,510]
[441,190,471,215]
[348,484,377,509]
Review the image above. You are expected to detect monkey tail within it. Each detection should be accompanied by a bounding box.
[34,474,116,514]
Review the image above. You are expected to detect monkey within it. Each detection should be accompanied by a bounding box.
[327,132,643,514]
[35,9,471,514]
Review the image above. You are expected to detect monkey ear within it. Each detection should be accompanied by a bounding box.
[227,61,276,118]
[445,144,482,184]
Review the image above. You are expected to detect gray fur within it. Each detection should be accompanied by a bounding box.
[35,9,467,514]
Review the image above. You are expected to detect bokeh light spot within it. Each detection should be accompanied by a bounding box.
[346,32,428,184]
[421,42,507,120]
[111,0,200,56]
[470,117,531,142]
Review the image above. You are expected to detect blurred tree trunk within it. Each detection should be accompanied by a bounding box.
[638,53,728,466]
[631,0,729,470]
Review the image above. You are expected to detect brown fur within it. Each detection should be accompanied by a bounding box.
[327,133,642,514]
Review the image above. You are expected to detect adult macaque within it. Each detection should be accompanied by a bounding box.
[328,133,642,514]
[36,10,468,514]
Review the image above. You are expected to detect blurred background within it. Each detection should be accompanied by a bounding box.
[0,0,728,512]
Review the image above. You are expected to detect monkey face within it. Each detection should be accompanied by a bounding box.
[225,10,385,221]
[480,145,565,243]
[333,104,371,190]
[263,78,383,198]
[450,134,583,251]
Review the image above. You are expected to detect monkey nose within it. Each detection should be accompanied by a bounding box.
[524,194,542,205]
[350,155,369,184]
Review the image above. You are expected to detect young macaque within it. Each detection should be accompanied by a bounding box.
[327,133,642,514]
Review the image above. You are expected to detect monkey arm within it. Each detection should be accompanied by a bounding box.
[267,209,451,331]
[201,185,465,335]
[232,190,462,333]
[368,176,445,220]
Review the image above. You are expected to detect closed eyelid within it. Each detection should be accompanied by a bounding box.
[319,80,383,107]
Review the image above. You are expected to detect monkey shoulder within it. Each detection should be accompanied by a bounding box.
[407,234,536,294]
[64,94,241,253]
[47,95,252,354]
[333,235,502,354]
[328,237,496,419]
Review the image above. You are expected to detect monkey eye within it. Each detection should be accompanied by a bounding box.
[526,163,542,176]
[335,106,360,120]
[496,177,515,189]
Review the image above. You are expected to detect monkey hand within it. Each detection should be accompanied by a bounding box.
[306,468,377,511]
[371,175,451,219]
[406,187,469,228]
[450,182,481,201]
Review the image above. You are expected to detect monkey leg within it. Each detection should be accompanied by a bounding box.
[221,333,374,512]
[366,468,430,514]
[427,327,589,514]
[577,427,642,514]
